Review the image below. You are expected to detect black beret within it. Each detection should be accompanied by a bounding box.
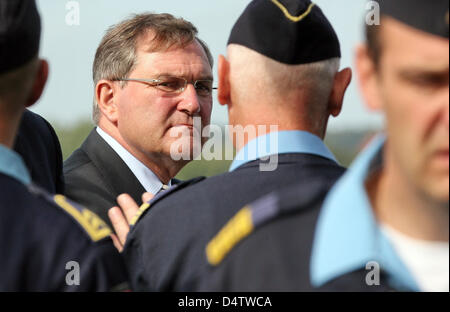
[227,0,341,65]
[378,0,449,38]
[0,0,41,74]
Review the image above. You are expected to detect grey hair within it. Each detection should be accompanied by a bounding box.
[92,13,213,124]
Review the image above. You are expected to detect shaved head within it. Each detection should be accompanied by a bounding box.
[227,44,340,128]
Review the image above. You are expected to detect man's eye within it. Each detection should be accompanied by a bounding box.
[158,80,182,90]
[196,84,210,91]
[159,81,178,88]
[404,74,449,89]
[195,81,212,93]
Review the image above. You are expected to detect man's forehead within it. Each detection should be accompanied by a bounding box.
[134,44,212,78]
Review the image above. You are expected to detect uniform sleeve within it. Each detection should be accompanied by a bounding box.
[26,205,129,291]
[23,190,130,291]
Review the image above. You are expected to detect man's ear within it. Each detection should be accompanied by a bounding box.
[327,67,352,117]
[217,54,230,106]
[96,79,119,123]
[355,44,382,111]
[26,59,49,107]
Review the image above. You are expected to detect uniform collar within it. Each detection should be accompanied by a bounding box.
[229,130,337,172]
[96,127,171,195]
[310,134,420,291]
[0,144,31,185]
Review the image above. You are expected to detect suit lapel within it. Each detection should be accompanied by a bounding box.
[81,129,146,204]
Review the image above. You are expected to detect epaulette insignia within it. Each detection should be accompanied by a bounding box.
[206,193,282,266]
[130,202,150,226]
[27,183,111,242]
[129,176,206,227]
[206,179,335,266]
[53,194,112,242]
[206,206,254,266]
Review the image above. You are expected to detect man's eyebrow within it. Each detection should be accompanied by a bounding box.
[399,67,449,80]
[152,73,214,81]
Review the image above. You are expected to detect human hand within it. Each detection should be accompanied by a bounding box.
[108,192,154,252]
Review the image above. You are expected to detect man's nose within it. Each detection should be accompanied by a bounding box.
[178,83,201,115]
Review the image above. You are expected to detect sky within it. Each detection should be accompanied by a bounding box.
[33,0,384,131]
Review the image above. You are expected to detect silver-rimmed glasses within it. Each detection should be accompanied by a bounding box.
[113,76,217,96]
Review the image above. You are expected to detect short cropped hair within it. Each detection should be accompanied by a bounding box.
[228,45,340,110]
[92,13,214,124]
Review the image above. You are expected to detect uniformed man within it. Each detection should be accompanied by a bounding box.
[109,0,352,291]
[196,0,449,291]
[0,0,128,291]
[14,109,65,194]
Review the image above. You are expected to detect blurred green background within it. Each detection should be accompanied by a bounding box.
[54,120,379,180]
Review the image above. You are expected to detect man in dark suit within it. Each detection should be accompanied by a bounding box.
[197,0,449,292]
[110,0,352,291]
[0,0,127,291]
[64,13,214,225]
[14,109,65,194]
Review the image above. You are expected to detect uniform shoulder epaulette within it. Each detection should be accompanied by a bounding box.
[129,176,206,226]
[206,179,332,266]
[28,183,112,242]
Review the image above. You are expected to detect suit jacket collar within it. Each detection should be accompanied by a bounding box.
[81,129,146,205]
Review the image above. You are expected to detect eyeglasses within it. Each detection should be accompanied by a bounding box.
[113,76,217,96]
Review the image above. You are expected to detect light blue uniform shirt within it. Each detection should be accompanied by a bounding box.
[310,134,420,291]
[229,130,337,172]
[0,144,31,185]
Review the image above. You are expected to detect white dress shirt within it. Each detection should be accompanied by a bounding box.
[96,127,171,195]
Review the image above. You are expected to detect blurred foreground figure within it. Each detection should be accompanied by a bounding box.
[200,0,449,291]
[0,0,127,291]
[14,109,65,194]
